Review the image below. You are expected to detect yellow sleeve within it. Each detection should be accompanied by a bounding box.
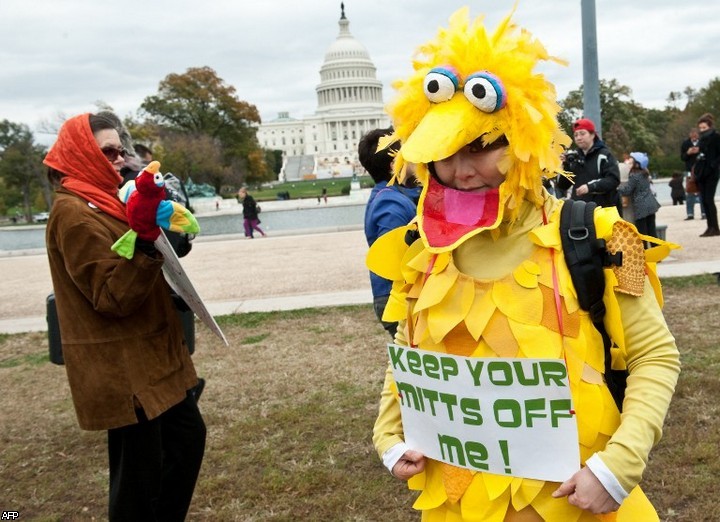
[372,321,409,459]
[372,362,405,459]
[595,278,681,492]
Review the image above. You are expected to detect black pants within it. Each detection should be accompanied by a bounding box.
[698,174,719,230]
[108,393,206,522]
[672,196,685,205]
[635,213,657,249]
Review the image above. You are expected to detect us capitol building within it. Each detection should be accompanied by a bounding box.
[256,4,390,180]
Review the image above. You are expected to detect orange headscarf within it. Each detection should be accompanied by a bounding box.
[43,113,127,223]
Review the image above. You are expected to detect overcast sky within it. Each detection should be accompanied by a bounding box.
[1,0,718,145]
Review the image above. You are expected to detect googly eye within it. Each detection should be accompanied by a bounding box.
[153,172,164,186]
[463,71,506,113]
[423,67,460,103]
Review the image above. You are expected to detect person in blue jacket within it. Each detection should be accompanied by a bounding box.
[360,127,420,338]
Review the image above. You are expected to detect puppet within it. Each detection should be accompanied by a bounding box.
[112,161,200,259]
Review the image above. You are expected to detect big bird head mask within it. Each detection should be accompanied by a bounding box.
[386,6,571,252]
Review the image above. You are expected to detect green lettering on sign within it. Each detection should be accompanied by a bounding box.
[541,361,567,387]
[388,345,406,372]
[396,381,423,412]
[465,359,485,386]
[439,392,459,421]
[440,356,459,381]
[488,361,514,386]
[438,434,466,466]
[524,398,547,427]
[422,353,440,379]
[550,399,574,427]
[460,397,483,426]
[512,361,540,386]
[465,440,490,471]
[406,350,422,376]
[493,398,522,427]
[421,387,440,416]
[437,434,491,471]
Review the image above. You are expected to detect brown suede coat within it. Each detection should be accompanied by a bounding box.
[46,190,198,430]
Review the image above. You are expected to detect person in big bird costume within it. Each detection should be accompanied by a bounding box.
[369,7,680,521]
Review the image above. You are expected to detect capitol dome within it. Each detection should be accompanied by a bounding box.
[257,3,390,181]
[323,20,371,62]
[316,3,384,113]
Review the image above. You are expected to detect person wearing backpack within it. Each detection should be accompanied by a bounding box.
[368,8,680,520]
[360,127,420,338]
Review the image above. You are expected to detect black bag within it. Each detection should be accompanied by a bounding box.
[560,200,628,411]
[693,159,708,183]
[47,294,64,365]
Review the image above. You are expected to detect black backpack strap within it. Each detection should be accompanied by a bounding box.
[560,200,607,324]
[560,200,626,410]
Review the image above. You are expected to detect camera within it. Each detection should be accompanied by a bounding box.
[563,149,583,170]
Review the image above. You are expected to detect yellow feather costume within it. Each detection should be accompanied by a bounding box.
[370,7,680,521]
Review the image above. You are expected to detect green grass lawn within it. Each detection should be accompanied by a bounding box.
[248,176,375,202]
[1,276,718,521]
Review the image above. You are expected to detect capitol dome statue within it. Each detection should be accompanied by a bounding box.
[257,3,390,180]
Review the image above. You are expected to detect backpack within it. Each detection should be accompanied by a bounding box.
[560,199,628,411]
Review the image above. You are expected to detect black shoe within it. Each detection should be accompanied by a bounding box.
[684,216,694,220]
[190,378,206,402]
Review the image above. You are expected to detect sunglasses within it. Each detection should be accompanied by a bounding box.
[101,147,127,162]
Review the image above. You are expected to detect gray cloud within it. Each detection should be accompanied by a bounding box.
[0,0,717,139]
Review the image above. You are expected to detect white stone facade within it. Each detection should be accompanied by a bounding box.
[257,5,390,180]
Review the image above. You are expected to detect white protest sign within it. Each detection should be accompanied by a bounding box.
[155,231,228,346]
[388,344,580,482]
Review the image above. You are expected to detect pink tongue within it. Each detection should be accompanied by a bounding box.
[444,189,493,225]
[420,177,500,249]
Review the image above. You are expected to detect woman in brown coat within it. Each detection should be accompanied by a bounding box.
[44,113,205,521]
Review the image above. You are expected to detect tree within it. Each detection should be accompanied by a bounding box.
[159,132,238,194]
[0,120,48,220]
[140,66,272,185]
[686,77,720,122]
[560,79,668,163]
[264,149,283,179]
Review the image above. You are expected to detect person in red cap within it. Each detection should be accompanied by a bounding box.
[557,118,622,213]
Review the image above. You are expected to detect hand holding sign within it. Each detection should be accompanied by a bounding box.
[552,467,621,514]
[392,450,426,481]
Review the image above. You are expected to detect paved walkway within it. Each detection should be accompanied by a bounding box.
[1,201,718,335]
